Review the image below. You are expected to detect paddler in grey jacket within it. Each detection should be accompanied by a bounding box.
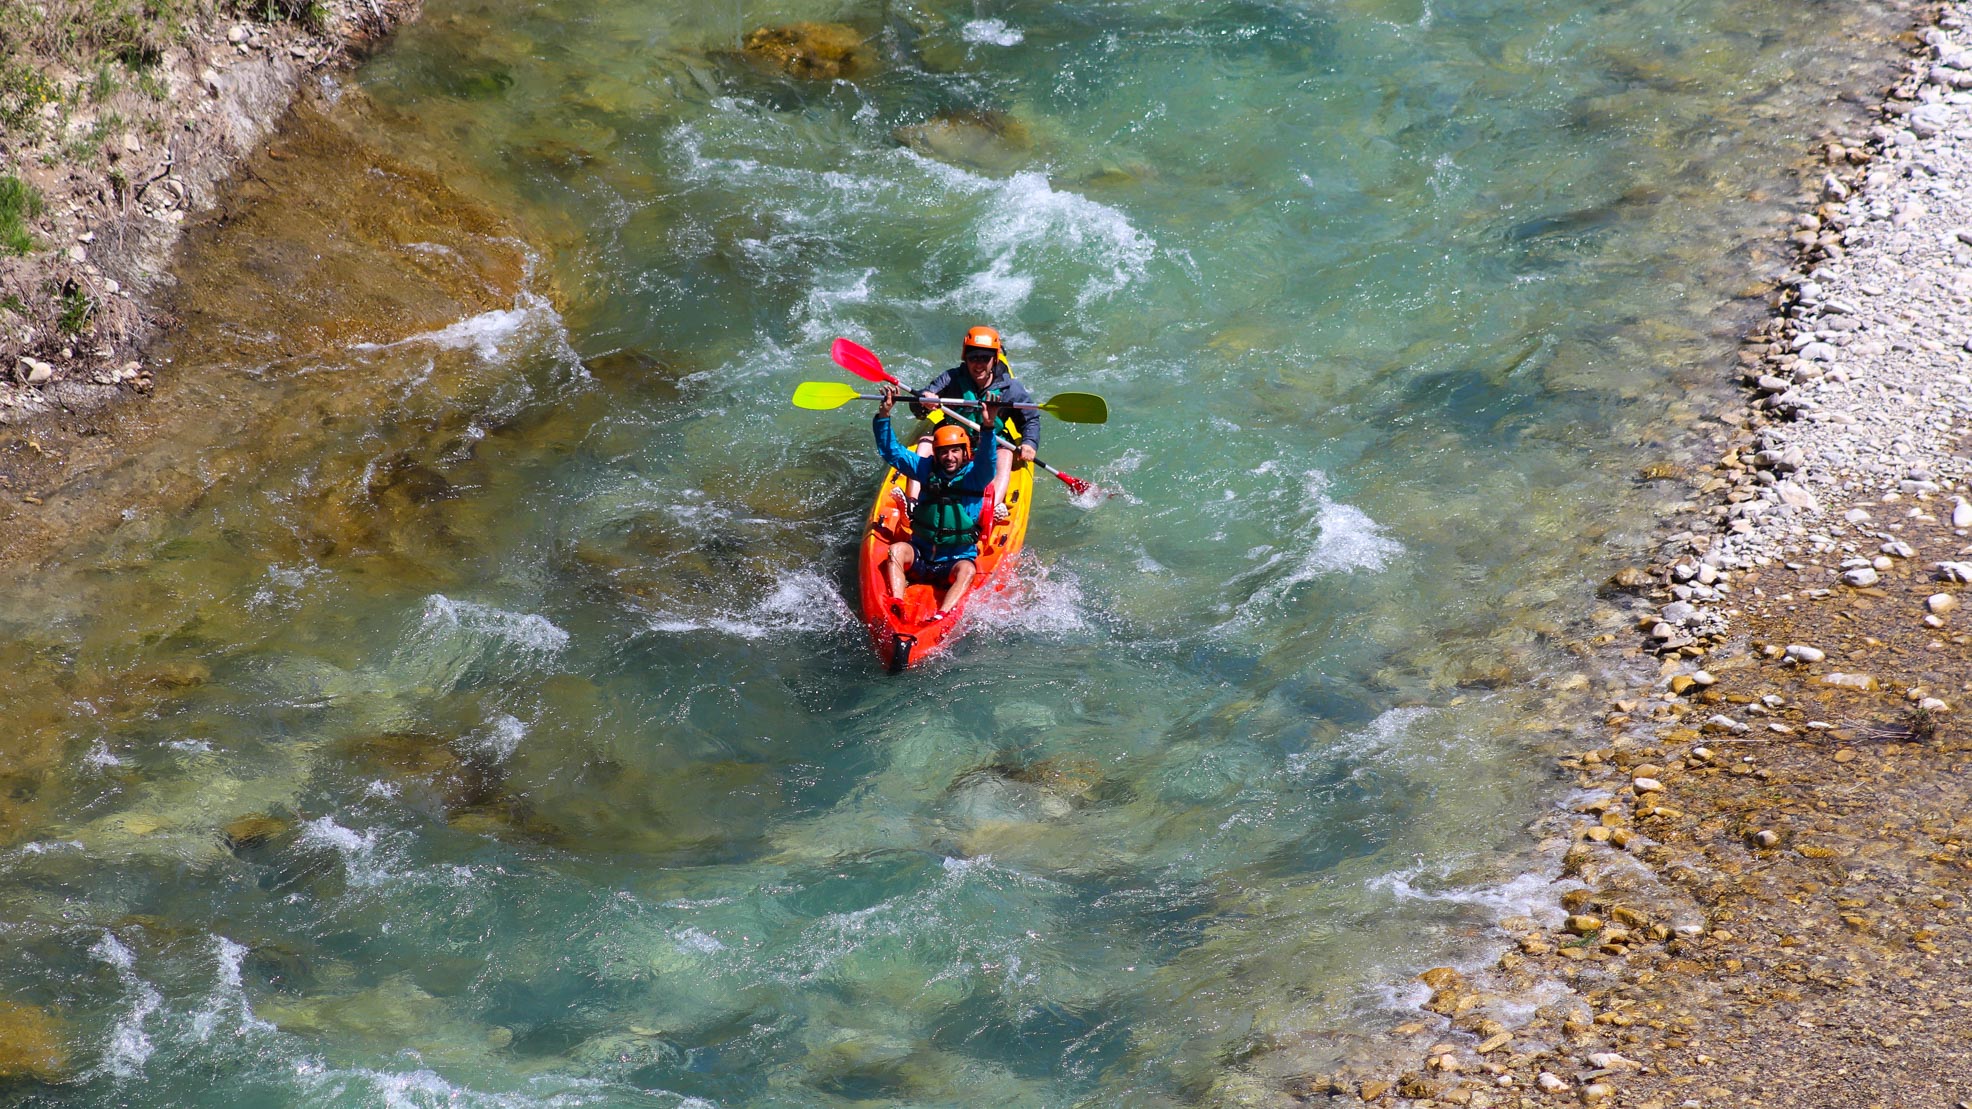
[908,325,1038,521]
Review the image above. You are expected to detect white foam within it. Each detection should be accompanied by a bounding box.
[15,839,83,855]
[1229,470,1403,620]
[293,1062,626,1107]
[299,817,393,888]
[349,289,581,379]
[966,561,1092,639]
[422,595,570,655]
[674,928,727,954]
[1290,707,1432,773]
[84,739,124,770]
[1366,865,1571,929]
[962,18,1024,46]
[475,713,527,762]
[90,931,162,1079]
[193,935,275,1041]
[90,930,135,971]
[646,569,855,640]
[963,171,1156,313]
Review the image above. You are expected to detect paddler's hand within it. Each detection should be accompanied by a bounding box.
[918,389,941,412]
[1015,442,1036,465]
[877,382,898,417]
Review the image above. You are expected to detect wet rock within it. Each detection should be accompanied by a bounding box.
[223,813,293,852]
[741,23,874,80]
[1927,593,1957,614]
[1939,561,1972,583]
[1607,567,1655,591]
[1841,566,1880,587]
[894,110,1034,172]
[1784,644,1827,663]
[1819,672,1879,691]
[0,1001,71,1083]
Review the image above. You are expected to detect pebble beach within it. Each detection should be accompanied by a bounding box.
[1309,7,1972,1106]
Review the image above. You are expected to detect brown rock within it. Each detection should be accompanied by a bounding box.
[1359,1078,1392,1101]
[1566,915,1603,935]
[1417,966,1463,990]
[741,23,874,80]
[222,813,292,851]
[0,1002,71,1082]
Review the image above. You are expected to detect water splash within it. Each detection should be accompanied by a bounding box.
[962,19,1025,46]
[89,931,164,1080]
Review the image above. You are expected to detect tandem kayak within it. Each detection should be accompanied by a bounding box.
[857,460,1034,672]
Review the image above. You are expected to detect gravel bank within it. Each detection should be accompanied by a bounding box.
[1289,5,1972,1107]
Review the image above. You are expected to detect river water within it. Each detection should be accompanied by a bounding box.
[0,0,1911,1103]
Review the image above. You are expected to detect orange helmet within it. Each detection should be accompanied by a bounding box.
[931,423,971,459]
[961,325,1002,353]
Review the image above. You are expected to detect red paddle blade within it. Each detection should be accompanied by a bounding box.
[1052,469,1094,496]
[831,338,897,385]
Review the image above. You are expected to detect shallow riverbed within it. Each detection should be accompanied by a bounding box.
[0,0,1917,1102]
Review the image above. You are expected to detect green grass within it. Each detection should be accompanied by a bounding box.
[57,287,96,334]
[0,175,44,256]
[0,293,26,315]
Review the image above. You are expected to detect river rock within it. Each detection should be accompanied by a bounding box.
[1955,498,1972,528]
[1820,672,1879,691]
[1911,103,1955,138]
[223,813,293,851]
[894,110,1033,172]
[1938,562,1972,583]
[1842,566,1880,587]
[741,23,874,80]
[0,1001,71,1082]
[1928,593,1957,614]
[1785,644,1827,663]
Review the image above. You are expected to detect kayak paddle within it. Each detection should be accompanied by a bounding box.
[791,380,1108,423]
[829,338,1097,497]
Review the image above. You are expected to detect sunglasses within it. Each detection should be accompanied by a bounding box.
[962,351,996,362]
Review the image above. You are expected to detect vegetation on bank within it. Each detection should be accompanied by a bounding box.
[0,0,328,190]
[0,0,343,390]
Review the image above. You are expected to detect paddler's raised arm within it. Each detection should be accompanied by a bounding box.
[872,382,927,480]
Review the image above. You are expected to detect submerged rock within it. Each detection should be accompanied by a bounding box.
[741,23,874,80]
[894,110,1034,172]
[0,1001,71,1083]
[223,813,293,852]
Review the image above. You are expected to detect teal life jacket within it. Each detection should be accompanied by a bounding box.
[912,471,985,557]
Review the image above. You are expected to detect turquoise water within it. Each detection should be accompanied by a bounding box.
[0,0,1906,1103]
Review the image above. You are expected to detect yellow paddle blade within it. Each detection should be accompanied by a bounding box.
[1039,392,1108,424]
[791,381,864,410]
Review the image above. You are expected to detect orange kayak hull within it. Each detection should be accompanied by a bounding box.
[856,463,1033,671]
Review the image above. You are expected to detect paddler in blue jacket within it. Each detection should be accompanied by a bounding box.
[909,325,1038,522]
[874,381,1002,619]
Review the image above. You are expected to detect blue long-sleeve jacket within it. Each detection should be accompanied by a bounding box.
[875,413,996,563]
[908,364,1041,449]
